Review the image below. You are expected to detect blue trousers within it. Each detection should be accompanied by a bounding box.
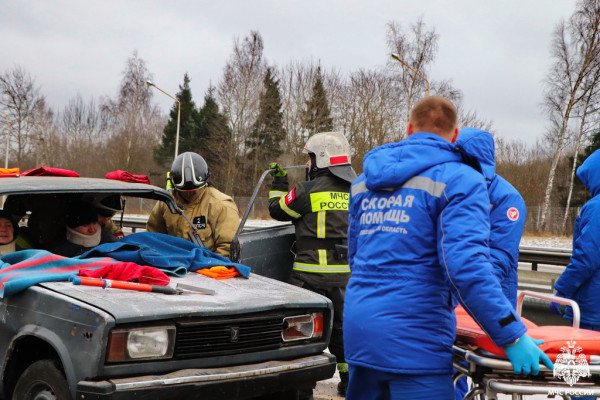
[346,364,454,400]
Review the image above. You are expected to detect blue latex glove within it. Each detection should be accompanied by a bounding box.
[503,334,554,375]
[549,291,565,315]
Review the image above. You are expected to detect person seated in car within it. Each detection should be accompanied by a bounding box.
[50,201,118,257]
[91,195,125,239]
[0,210,22,256]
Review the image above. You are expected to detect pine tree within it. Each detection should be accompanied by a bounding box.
[246,68,286,176]
[584,128,600,158]
[197,86,232,189]
[303,67,333,136]
[153,73,201,167]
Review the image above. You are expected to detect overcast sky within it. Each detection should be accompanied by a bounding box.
[1,1,576,144]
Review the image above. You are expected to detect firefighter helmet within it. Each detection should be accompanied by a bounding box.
[170,152,210,191]
[81,194,124,218]
[303,132,357,183]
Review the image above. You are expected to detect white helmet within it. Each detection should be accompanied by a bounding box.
[303,132,356,183]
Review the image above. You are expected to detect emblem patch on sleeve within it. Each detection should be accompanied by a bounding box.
[507,207,519,221]
[284,187,296,205]
[193,216,207,229]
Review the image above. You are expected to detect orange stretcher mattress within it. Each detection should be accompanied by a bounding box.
[455,306,600,361]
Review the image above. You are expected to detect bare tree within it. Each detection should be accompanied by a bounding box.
[278,60,345,166]
[385,19,473,137]
[457,108,494,132]
[217,31,266,194]
[28,98,61,169]
[561,65,600,231]
[278,60,317,164]
[58,94,108,175]
[540,0,600,231]
[386,18,438,122]
[496,136,554,231]
[335,68,401,172]
[102,51,164,176]
[0,66,43,165]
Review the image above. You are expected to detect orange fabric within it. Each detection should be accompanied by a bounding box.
[196,266,240,279]
[455,306,600,358]
[0,168,19,176]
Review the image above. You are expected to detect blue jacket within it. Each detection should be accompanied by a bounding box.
[344,132,526,374]
[456,128,526,308]
[555,149,600,325]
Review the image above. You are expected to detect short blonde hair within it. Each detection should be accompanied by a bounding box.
[410,96,457,134]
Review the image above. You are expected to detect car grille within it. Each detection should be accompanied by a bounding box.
[174,312,285,359]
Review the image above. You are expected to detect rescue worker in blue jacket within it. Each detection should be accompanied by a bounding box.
[456,128,526,308]
[343,96,553,400]
[554,149,600,330]
[269,131,357,398]
[454,128,527,400]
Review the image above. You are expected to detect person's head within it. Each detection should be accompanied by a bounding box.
[456,128,496,184]
[302,132,357,183]
[0,210,18,245]
[407,96,459,143]
[66,201,99,236]
[170,152,210,201]
[93,195,123,227]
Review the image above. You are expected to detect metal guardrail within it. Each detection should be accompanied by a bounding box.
[115,215,148,232]
[518,246,571,271]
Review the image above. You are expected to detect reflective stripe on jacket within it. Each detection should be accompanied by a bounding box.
[269,170,351,274]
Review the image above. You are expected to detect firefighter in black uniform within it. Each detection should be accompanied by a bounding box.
[268,131,357,398]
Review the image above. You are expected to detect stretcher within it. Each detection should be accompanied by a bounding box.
[453,291,600,400]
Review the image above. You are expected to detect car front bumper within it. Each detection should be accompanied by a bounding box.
[77,353,336,399]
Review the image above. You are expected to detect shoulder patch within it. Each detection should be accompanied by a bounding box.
[284,187,296,205]
[507,207,519,221]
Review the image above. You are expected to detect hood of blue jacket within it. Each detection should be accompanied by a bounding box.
[363,132,462,190]
[577,149,600,197]
[455,128,496,182]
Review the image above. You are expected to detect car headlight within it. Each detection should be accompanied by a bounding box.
[106,325,175,362]
[282,313,323,342]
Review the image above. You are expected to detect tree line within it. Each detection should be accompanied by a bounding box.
[1,0,599,235]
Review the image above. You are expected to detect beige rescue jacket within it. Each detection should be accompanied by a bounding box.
[146,186,240,258]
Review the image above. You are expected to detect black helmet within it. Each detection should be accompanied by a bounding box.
[170,152,210,191]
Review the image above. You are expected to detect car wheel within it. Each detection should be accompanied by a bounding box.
[12,360,71,400]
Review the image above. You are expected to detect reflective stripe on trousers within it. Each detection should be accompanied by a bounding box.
[293,262,350,273]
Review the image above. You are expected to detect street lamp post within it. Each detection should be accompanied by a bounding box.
[0,110,10,169]
[390,53,430,96]
[146,81,181,159]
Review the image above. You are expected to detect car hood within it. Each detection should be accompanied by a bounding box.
[39,273,331,324]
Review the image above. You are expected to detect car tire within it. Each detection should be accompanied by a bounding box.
[12,359,71,400]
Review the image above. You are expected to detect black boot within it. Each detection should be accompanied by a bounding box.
[337,371,349,396]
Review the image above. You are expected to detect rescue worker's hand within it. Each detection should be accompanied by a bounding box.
[503,334,553,375]
[269,163,287,177]
[549,291,565,315]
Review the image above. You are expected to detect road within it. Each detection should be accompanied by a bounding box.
[314,368,344,400]
[314,371,557,399]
